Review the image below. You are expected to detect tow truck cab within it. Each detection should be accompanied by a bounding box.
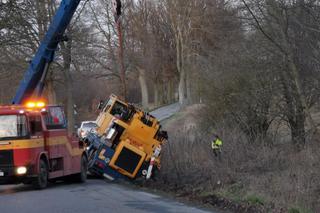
[0,103,86,188]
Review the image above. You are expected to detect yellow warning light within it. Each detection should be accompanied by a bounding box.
[26,101,46,108]
[36,102,45,108]
[26,102,36,108]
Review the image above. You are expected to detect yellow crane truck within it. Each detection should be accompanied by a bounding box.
[84,94,168,180]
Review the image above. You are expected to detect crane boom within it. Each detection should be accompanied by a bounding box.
[12,0,81,104]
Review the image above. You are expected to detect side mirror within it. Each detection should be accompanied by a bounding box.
[97,100,104,110]
[41,110,48,115]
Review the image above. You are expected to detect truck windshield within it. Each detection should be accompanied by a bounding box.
[103,98,113,112]
[82,122,98,129]
[0,115,28,140]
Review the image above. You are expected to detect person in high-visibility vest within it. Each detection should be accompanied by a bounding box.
[211,134,223,157]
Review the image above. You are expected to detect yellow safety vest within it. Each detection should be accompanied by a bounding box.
[212,139,223,149]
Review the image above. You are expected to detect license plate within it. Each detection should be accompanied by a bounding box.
[0,171,4,176]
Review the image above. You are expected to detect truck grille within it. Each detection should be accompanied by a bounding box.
[114,147,142,174]
[0,150,13,166]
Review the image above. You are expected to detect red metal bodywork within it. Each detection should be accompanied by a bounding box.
[0,105,84,184]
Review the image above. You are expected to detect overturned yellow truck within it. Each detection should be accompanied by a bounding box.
[84,94,168,180]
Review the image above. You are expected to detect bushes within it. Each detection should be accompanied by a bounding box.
[159,107,320,212]
[288,207,313,213]
[245,195,265,206]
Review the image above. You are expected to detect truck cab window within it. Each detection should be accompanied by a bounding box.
[45,107,67,130]
[29,116,42,135]
[110,101,131,121]
[17,115,28,137]
[0,115,28,140]
[103,99,113,112]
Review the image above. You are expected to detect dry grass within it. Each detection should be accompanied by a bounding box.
[157,105,320,213]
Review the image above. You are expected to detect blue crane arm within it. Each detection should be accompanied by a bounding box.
[12,0,81,104]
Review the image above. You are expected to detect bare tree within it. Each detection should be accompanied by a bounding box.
[240,0,320,145]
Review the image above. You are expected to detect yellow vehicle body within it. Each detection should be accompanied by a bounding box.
[94,94,166,179]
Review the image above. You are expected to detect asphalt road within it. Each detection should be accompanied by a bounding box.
[0,103,220,213]
[150,103,180,122]
[0,179,217,213]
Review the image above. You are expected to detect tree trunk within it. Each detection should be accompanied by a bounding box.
[138,67,149,109]
[43,79,56,104]
[176,29,186,105]
[178,69,186,105]
[280,66,306,145]
[159,82,166,105]
[61,35,74,135]
[290,104,306,145]
[117,20,127,100]
[167,79,174,104]
[286,54,316,134]
[154,81,160,107]
[186,67,192,104]
[35,0,48,41]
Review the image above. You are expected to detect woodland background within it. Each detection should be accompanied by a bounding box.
[1,0,320,212]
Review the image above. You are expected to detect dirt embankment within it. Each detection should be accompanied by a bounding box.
[141,104,320,213]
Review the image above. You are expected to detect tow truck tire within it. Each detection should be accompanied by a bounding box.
[75,155,88,183]
[33,159,48,189]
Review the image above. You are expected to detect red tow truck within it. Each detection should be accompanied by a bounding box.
[0,101,87,189]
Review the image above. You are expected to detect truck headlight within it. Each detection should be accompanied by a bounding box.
[17,167,27,175]
[106,128,116,140]
[142,170,148,176]
[81,131,86,138]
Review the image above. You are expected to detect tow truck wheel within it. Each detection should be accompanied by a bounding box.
[33,159,48,189]
[76,155,88,183]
